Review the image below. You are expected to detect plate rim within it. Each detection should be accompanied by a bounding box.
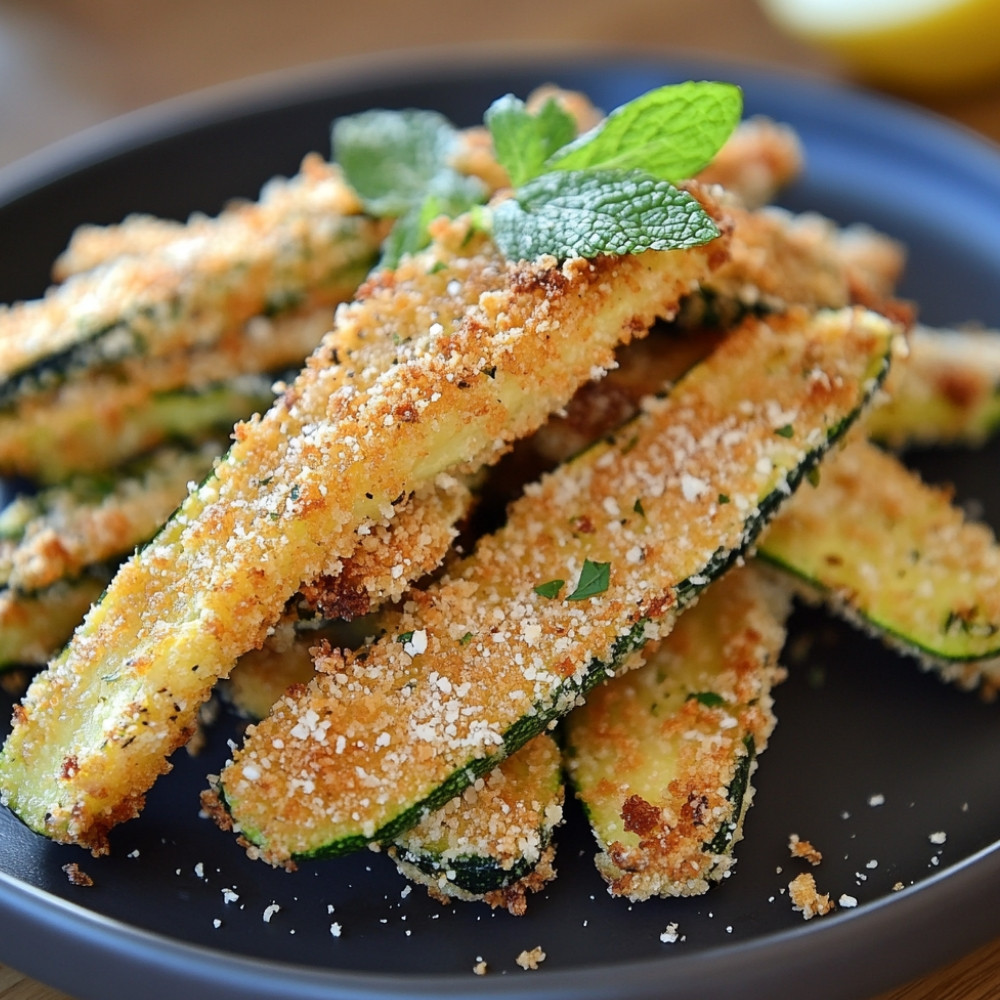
[1,43,1000,1000]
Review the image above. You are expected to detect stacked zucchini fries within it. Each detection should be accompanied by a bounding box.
[1,82,998,923]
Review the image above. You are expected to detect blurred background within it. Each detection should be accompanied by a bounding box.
[2,0,1000,174]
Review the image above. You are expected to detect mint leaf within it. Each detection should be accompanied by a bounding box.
[491,169,719,262]
[566,559,611,601]
[545,82,742,182]
[533,579,565,599]
[333,108,485,267]
[333,109,458,216]
[485,94,577,187]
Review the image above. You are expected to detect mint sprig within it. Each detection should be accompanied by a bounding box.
[332,81,741,267]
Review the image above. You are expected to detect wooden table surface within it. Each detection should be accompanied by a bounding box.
[1,1,999,998]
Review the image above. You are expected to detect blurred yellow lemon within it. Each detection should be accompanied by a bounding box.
[758,0,1000,93]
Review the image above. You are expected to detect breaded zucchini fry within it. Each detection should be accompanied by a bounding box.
[0,210,726,854]
[52,153,367,279]
[677,189,906,328]
[757,436,1000,689]
[0,157,381,408]
[0,306,330,482]
[565,565,790,900]
[388,733,563,914]
[868,325,1000,448]
[0,573,109,670]
[225,626,563,914]
[212,306,895,866]
[0,441,222,594]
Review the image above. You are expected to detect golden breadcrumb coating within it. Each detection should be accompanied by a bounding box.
[758,436,1000,688]
[388,733,563,914]
[0,442,222,593]
[51,153,366,279]
[788,871,834,920]
[871,324,1000,448]
[0,307,332,482]
[1,155,380,393]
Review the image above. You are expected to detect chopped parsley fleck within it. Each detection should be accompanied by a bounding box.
[459,631,475,645]
[633,498,646,516]
[566,559,611,601]
[396,630,415,644]
[774,424,795,438]
[687,691,726,708]
[533,579,565,599]
[718,493,730,504]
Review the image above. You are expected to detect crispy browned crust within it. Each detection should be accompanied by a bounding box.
[52,153,366,279]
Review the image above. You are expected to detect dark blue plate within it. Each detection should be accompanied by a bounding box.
[1,47,999,1000]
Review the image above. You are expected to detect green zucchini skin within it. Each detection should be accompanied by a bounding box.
[215,307,896,866]
[758,437,1000,689]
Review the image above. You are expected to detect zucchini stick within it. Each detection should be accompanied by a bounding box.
[757,436,1000,689]
[868,325,1000,449]
[0,209,727,854]
[0,573,109,670]
[0,306,331,483]
[211,306,896,866]
[676,188,905,329]
[0,157,381,408]
[387,733,563,914]
[695,116,804,209]
[224,625,563,913]
[565,565,791,900]
[51,153,369,280]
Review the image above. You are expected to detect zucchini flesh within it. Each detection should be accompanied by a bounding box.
[757,437,1000,688]
[564,565,790,900]
[387,733,563,913]
[213,306,896,865]
[0,215,725,853]
[0,307,331,483]
[868,325,1000,449]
